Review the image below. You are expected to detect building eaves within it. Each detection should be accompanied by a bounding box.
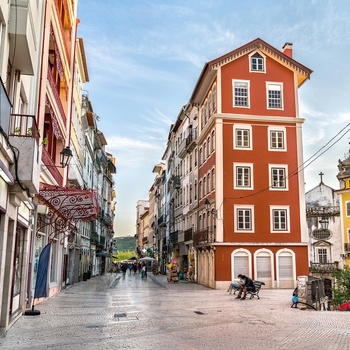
[190,37,313,104]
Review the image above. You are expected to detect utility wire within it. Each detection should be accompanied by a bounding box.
[225,122,350,201]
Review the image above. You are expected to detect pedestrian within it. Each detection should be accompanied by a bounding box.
[226,276,244,295]
[291,287,299,308]
[133,263,137,275]
[235,274,255,300]
[121,263,127,277]
[141,264,147,279]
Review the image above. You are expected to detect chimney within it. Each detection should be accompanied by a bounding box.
[282,42,293,58]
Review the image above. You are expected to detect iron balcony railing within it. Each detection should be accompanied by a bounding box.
[169,230,178,243]
[309,262,339,273]
[193,227,215,247]
[184,228,193,241]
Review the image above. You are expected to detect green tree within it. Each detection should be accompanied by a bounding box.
[112,251,135,262]
[332,265,350,306]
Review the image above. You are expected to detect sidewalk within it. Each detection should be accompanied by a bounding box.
[1,273,349,350]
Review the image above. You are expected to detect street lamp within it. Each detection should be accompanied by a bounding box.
[60,146,73,168]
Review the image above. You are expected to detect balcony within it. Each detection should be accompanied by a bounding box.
[193,228,215,247]
[8,0,36,75]
[184,228,193,241]
[309,262,339,273]
[177,128,198,159]
[41,147,63,187]
[91,232,99,244]
[186,127,198,153]
[8,114,40,193]
[158,214,167,227]
[103,213,112,226]
[169,231,178,243]
[91,232,105,247]
[173,175,181,189]
[178,138,188,159]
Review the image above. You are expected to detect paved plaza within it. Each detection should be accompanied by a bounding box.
[1,272,350,350]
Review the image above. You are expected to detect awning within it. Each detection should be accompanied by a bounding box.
[38,183,99,222]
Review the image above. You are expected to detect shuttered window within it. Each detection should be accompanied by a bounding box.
[278,255,293,279]
[233,255,249,278]
[256,255,271,279]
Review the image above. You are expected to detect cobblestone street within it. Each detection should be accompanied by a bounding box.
[1,273,349,350]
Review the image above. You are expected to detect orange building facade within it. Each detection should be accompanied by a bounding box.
[192,39,312,289]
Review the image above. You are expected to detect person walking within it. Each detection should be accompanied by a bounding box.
[235,274,255,300]
[141,264,147,279]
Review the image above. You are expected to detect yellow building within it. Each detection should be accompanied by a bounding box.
[336,157,350,266]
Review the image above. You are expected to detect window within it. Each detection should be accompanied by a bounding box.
[234,163,253,189]
[199,181,202,199]
[267,83,283,109]
[207,136,211,155]
[237,209,252,230]
[346,202,350,216]
[235,205,254,232]
[317,248,328,264]
[251,52,264,72]
[269,127,286,151]
[269,165,288,190]
[211,130,215,151]
[207,173,210,193]
[211,168,215,190]
[213,84,217,112]
[209,92,213,116]
[271,206,290,232]
[234,125,252,149]
[203,178,206,196]
[203,142,206,161]
[199,147,202,165]
[233,80,249,107]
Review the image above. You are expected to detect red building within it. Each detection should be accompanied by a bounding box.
[191,38,312,289]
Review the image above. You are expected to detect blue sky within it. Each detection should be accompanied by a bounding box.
[77,0,350,237]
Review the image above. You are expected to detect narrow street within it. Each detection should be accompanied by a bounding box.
[1,273,350,350]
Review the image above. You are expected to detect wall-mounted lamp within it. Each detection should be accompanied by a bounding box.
[319,216,329,230]
[204,198,217,218]
[340,254,346,260]
[60,146,73,168]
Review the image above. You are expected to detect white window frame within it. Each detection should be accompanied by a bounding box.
[269,164,288,191]
[316,247,328,264]
[249,51,266,73]
[234,163,253,190]
[268,126,287,152]
[270,205,290,233]
[234,204,255,232]
[233,124,252,150]
[233,80,250,108]
[266,82,284,110]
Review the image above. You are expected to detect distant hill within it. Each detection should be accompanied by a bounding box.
[115,236,136,252]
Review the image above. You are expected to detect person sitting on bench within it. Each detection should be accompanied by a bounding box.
[226,276,244,294]
[235,274,255,300]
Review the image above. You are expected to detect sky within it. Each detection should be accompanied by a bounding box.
[76,0,350,237]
